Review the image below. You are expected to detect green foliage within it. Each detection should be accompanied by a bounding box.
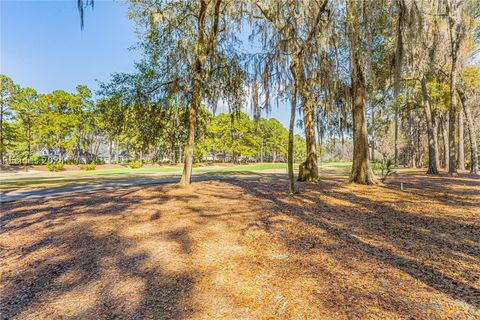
[465,157,480,170]
[47,163,64,172]
[371,159,382,172]
[9,149,28,160]
[197,112,289,163]
[257,118,288,161]
[79,163,96,170]
[128,160,142,169]
[200,112,260,161]
[0,74,20,158]
[30,155,47,165]
[89,159,105,165]
[11,87,38,143]
[372,159,397,182]
[293,135,307,163]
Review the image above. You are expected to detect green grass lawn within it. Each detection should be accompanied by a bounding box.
[0,162,352,190]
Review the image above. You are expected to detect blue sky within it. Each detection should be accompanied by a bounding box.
[1,0,291,128]
[1,0,140,93]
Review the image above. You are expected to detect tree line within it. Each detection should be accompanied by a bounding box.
[3,0,479,193]
[108,0,479,191]
[0,75,307,165]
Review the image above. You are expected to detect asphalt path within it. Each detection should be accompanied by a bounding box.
[0,173,286,203]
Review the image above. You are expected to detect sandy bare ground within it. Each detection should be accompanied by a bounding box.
[1,172,479,319]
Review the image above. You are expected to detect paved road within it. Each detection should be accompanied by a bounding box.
[0,177,184,203]
[0,173,284,203]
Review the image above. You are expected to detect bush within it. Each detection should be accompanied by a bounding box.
[89,159,105,165]
[6,150,31,165]
[128,160,142,169]
[79,163,96,171]
[378,158,397,182]
[64,159,77,165]
[465,158,480,170]
[371,159,382,173]
[47,163,64,172]
[192,163,203,168]
[10,150,29,159]
[30,155,47,165]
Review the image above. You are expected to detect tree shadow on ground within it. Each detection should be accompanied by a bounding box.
[1,174,479,318]
[0,187,198,319]
[226,176,480,309]
[386,172,480,207]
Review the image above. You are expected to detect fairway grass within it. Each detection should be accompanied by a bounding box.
[0,162,352,191]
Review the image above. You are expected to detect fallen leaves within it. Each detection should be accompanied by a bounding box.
[1,172,479,319]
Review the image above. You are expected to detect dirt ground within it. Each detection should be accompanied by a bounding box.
[1,172,479,319]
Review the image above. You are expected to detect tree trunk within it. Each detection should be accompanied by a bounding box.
[433,118,441,169]
[287,60,298,194]
[287,73,297,194]
[393,0,405,167]
[416,126,422,167]
[108,139,113,164]
[76,142,81,163]
[350,82,375,184]
[94,141,100,160]
[115,141,119,163]
[447,7,460,176]
[421,77,439,174]
[180,0,211,186]
[172,143,177,164]
[27,124,31,165]
[346,0,375,184]
[180,63,202,186]
[260,139,264,163]
[371,105,375,161]
[0,104,4,165]
[458,89,478,174]
[408,112,414,167]
[297,61,318,182]
[457,109,465,169]
[394,113,399,167]
[441,116,449,171]
[448,78,458,175]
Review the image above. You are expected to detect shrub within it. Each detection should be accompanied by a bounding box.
[89,159,105,165]
[79,163,96,171]
[30,155,47,165]
[64,159,77,165]
[129,160,142,169]
[47,163,64,172]
[371,159,382,173]
[192,163,202,168]
[378,158,397,182]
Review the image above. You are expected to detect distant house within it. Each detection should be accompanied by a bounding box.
[34,147,69,161]
[117,150,131,162]
[36,148,49,157]
[203,150,226,162]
